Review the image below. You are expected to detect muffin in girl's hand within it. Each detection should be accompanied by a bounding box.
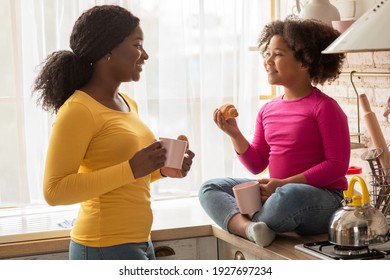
[219,103,238,119]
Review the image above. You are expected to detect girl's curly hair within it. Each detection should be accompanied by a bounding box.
[258,16,345,85]
[33,5,140,113]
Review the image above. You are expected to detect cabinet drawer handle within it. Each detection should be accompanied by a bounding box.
[234,250,245,260]
[154,246,176,257]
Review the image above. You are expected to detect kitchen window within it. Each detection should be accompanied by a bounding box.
[0,0,272,209]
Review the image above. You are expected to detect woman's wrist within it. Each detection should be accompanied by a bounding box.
[160,169,167,177]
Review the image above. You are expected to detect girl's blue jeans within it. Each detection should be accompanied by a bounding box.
[69,239,156,260]
[198,177,344,234]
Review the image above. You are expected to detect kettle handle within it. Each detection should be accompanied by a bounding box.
[345,176,370,205]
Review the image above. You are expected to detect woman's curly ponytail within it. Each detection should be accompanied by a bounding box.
[34,50,92,113]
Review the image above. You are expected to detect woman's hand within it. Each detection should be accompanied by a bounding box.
[257,178,285,203]
[129,141,166,179]
[161,149,195,178]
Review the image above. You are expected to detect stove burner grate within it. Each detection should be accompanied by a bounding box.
[300,241,390,260]
[333,245,370,256]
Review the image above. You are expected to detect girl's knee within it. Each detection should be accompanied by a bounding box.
[198,179,219,200]
[199,178,226,193]
[274,183,314,200]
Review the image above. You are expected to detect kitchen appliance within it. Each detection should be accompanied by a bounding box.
[328,176,389,246]
[295,176,390,259]
[295,240,390,260]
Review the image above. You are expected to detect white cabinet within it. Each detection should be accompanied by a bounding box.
[9,252,69,260]
[154,236,218,260]
[7,236,218,260]
[217,239,258,260]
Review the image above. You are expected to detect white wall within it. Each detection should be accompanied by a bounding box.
[319,51,390,190]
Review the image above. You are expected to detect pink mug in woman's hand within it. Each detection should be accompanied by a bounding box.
[159,137,187,169]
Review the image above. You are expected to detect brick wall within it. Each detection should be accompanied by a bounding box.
[320,51,390,189]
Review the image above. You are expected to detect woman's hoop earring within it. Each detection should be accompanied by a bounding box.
[107,56,111,61]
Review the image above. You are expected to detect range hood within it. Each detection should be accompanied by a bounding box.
[323,0,390,53]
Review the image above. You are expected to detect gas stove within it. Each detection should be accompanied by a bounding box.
[295,240,390,260]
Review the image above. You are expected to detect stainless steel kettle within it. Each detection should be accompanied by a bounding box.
[328,176,389,246]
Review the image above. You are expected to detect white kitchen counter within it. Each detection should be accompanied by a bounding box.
[0,196,214,244]
[0,196,328,260]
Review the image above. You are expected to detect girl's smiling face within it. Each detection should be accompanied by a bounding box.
[263,35,308,88]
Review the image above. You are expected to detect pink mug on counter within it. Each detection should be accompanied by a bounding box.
[233,181,262,216]
[159,137,187,169]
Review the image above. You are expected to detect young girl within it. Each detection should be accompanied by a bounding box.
[34,5,195,259]
[198,16,349,247]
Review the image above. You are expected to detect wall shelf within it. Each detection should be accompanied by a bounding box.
[340,71,390,77]
[342,70,390,150]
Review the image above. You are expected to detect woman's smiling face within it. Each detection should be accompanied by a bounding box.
[109,25,149,83]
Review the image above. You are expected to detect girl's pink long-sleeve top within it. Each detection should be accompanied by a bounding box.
[238,88,350,190]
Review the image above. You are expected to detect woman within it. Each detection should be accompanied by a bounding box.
[34,5,195,260]
[198,17,349,247]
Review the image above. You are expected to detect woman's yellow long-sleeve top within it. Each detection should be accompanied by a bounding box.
[43,90,163,247]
